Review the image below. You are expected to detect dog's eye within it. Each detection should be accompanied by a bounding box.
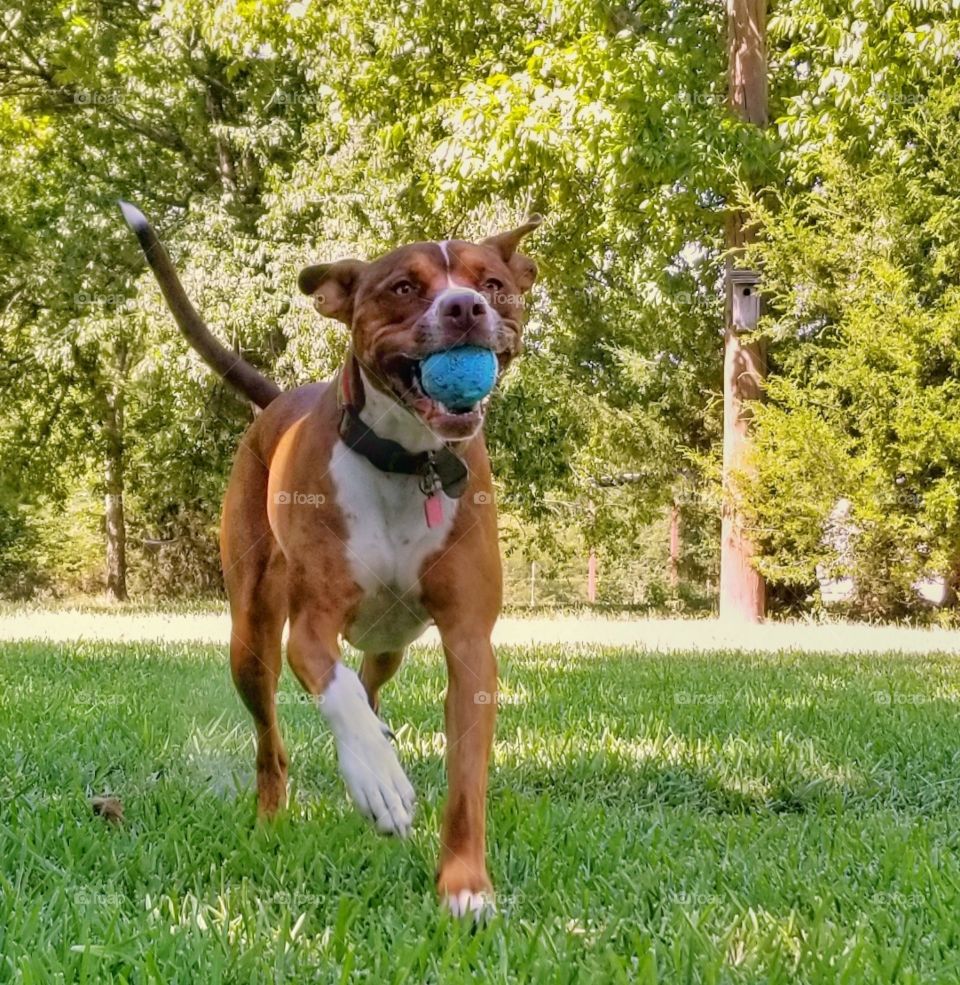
[483,278,503,293]
[392,280,415,296]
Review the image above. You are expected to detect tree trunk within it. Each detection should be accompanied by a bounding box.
[720,0,767,622]
[205,83,237,197]
[103,392,128,602]
[944,556,960,608]
[587,550,598,604]
[668,503,681,589]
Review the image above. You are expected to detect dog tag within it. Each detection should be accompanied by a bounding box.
[424,492,444,528]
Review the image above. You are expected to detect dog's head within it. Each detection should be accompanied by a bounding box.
[298,217,541,441]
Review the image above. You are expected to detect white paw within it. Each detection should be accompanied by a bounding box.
[335,721,416,836]
[320,665,415,837]
[444,889,496,920]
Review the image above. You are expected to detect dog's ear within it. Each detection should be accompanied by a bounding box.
[481,214,543,293]
[298,259,367,323]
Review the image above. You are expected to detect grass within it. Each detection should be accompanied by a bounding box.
[0,598,230,616]
[2,640,960,983]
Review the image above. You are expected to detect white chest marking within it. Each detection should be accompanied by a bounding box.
[329,438,458,652]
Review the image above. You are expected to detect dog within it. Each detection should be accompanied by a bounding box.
[120,201,540,916]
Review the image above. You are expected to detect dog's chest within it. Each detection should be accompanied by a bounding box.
[329,440,457,651]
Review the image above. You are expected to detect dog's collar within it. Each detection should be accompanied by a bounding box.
[336,352,469,499]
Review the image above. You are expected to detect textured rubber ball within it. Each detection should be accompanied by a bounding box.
[419,346,498,412]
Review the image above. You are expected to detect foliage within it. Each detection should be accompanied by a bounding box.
[1,0,959,614]
[741,83,960,617]
[0,501,47,598]
[0,0,739,603]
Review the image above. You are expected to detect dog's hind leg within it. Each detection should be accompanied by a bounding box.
[228,550,288,817]
[222,440,289,817]
[359,650,404,714]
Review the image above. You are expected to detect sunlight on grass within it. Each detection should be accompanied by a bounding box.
[3,639,960,982]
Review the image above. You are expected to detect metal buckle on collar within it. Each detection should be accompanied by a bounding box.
[418,453,442,497]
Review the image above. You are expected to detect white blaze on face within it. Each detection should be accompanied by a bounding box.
[429,240,493,327]
[436,239,454,273]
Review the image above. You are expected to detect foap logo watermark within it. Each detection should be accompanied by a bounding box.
[74,690,131,709]
[473,491,493,505]
[276,691,321,706]
[491,290,527,309]
[75,292,138,310]
[677,92,722,107]
[73,89,124,106]
[874,691,936,707]
[74,888,126,906]
[671,890,723,907]
[674,691,725,706]
[872,890,925,907]
[473,690,523,706]
[262,889,323,907]
[878,486,923,510]
[73,292,171,319]
[269,90,323,108]
[273,491,326,507]
[254,293,317,317]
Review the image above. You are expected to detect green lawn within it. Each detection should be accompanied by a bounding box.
[2,640,960,983]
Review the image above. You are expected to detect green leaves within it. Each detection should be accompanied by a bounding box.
[742,107,960,613]
[1,0,957,609]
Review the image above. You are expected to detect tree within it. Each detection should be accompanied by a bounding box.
[3,0,745,600]
[0,0,317,597]
[8,0,952,617]
[741,100,960,617]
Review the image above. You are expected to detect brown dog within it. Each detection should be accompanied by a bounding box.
[120,202,540,915]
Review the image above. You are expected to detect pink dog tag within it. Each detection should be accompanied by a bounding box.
[424,492,444,528]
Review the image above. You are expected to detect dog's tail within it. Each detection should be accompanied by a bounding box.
[118,201,282,410]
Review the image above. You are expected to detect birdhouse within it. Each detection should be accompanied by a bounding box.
[728,268,760,330]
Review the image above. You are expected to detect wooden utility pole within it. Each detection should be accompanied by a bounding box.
[720,0,767,621]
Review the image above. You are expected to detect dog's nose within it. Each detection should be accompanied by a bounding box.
[437,290,486,333]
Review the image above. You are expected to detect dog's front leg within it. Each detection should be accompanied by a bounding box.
[435,624,498,916]
[287,607,416,837]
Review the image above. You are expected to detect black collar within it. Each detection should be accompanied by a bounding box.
[336,356,469,498]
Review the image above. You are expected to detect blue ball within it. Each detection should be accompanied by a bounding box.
[419,346,498,411]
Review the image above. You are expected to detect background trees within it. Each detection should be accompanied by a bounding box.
[1,0,958,618]
[739,4,960,618]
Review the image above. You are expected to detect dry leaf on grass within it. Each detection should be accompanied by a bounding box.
[90,796,124,824]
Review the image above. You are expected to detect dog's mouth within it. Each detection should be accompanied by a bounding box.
[381,351,509,439]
